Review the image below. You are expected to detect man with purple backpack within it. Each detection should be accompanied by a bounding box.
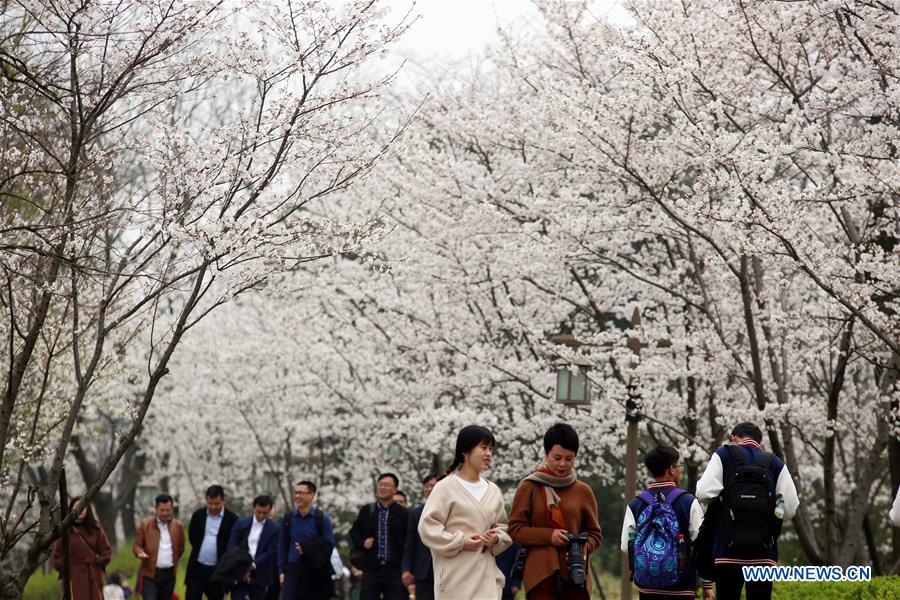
[621,446,711,599]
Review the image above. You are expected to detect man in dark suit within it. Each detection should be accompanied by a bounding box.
[186,485,239,600]
[227,494,279,600]
[401,474,438,600]
[350,473,409,600]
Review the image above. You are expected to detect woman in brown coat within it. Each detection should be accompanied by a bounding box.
[52,497,113,600]
[509,424,603,600]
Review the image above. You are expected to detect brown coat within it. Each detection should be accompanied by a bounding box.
[508,479,602,594]
[52,524,113,600]
[133,517,185,579]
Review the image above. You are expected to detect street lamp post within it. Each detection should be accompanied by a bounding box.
[550,311,665,600]
[621,308,643,600]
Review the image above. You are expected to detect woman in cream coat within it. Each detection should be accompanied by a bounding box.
[418,425,513,599]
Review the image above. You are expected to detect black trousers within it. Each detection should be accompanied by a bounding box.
[361,564,405,600]
[186,564,224,600]
[230,582,267,600]
[282,561,333,600]
[264,575,280,600]
[715,565,773,600]
[141,568,176,600]
[415,576,435,600]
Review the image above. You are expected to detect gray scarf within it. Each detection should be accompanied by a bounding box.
[523,468,577,515]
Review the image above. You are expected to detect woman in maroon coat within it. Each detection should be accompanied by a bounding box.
[52,497,113,600]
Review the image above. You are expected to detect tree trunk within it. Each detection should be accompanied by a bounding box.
[70,435,118,548]
[91,491,118,550]
[117,447,147,540]
[0,574,24,600]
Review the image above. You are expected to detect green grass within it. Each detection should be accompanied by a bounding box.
[24,537,193,600]
[26,539,900,600]
[772,577,900,599]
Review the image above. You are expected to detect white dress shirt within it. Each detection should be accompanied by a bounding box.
[156,520,174,568]
[248,517,266,558]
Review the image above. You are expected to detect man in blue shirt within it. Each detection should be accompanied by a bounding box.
[278,481,335,600]
[186,485,238,600]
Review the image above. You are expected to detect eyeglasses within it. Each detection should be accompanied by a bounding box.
[294,490,314,496]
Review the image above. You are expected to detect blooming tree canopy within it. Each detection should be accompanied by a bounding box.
[0,0,408,595]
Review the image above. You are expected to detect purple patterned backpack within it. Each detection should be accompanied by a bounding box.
[633,489,685,588]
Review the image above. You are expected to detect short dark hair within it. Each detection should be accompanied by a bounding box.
[731,422,763,443]
[645,446,680,477]
[543,423,580,455]
[107,572,122,586]
[378,473,399,487]
[253,494,274,508]
[394,490,407,500]
[205,485,225,499]
[422,473,439,486]
[295,480,317,494]
[155,494,174,506]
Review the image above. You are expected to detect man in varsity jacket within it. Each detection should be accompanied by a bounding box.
[695,422,800,600]
[621,446,711,600]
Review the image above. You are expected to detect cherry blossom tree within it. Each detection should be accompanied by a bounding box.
[0,0,409,595]
[148,0,897,572]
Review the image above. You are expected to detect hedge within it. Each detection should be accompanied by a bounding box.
[772,577,900,599]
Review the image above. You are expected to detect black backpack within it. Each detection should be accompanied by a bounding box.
[721,445,779,553]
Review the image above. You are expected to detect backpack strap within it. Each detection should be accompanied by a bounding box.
[315,508,324,538]
[726,443,749,468]
[637,491,655,506]
[368,502,378,537]
[665,488,687,506]
[755,451,776,470]
[528,481,538,525]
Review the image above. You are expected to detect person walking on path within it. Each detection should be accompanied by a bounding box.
[279,481,336,600]
[134,494,185,600]
[350,473,409,600]
[418,425,512,600]
[228,494,279,600]
[695,422,799,600]
[401,474,439,600]
[495,543,523,600]
[508,423,602,600]
[621,446,709,600]
[52,497,113,600]
[186,485,239,600]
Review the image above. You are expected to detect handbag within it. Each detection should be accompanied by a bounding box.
[509,482,538,581]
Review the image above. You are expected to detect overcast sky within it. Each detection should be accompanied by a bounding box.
[383,0,633,85]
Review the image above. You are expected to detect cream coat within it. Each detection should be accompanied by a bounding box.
[418,476,513,600]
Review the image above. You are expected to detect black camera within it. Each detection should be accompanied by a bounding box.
[566,533,589,586]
